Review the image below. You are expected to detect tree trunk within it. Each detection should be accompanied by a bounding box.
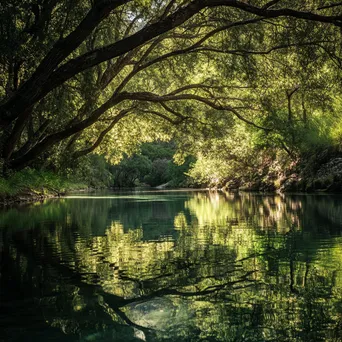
[0,0,128,127]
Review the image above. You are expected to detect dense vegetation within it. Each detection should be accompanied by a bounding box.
[1,0,342,192]
[0,141,194,202]
[110,141,195,187]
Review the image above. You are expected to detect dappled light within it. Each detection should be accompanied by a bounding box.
[2,1,342,340]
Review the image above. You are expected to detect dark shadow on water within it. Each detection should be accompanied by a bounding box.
[1,191,342,341]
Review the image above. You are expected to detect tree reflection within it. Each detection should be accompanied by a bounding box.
[1,192,342,341]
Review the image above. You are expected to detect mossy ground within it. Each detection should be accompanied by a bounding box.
[0,169,88,203]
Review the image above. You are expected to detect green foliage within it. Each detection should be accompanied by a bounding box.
[140,142,174,161]
[0,168,87,197]
[112,142,194,187]
[144,158,170,186]
[168,155,196,187]
[70,154,114,188]
[1,0,342,188]
[111,154,152,187]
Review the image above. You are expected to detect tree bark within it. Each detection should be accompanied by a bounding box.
[286,86,299,123]
[2,107,33,160]
[0,0,129,126]
[8,93,127,170]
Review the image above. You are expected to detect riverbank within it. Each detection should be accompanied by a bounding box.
[2,150,342,206]
[0,169,88,206]
[223,149,342,193]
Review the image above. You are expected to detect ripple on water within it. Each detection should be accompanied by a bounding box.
[1,192,342,341]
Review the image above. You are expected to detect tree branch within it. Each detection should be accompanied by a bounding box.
[8,92,128,170]
[262,0,282,10]
[2,0,341,125]
[72,109,130,159]
[0,0,130,125]
[317,2,342,10]
[139,109,187,124]
[122,91,271,131]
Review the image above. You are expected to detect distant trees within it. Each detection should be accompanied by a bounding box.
[1,0,342,173]
[110,142,193,187]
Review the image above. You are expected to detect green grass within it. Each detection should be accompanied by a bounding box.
[0,169,88,197]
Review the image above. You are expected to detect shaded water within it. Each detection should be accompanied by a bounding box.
[1,190,342,341]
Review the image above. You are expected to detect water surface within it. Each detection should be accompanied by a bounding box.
[1,191,342,341]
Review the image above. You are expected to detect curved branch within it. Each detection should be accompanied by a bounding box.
[122,91,271,131]
[72,109,130,159]
[262,0,282,10]
[317,2,342,10]
[192,40,333,56]
[9,92,128,170]
[2,0,341,125]
[140,109,187,124]
[0,0,130,124]
[138,17,264,71]
[37,1,342,89]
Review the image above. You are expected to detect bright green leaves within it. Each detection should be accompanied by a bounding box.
[2,0,342,176]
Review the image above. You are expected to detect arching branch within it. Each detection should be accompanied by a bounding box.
[2,0,341,126]
[122,91,271,131]
[72,109,130,159]
[317,2,342,10]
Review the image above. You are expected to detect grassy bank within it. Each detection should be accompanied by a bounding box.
[0,169,88,205]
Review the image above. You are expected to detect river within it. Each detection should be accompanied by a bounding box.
[0,190,342,341]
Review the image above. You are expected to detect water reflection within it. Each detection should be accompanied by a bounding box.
[1,191,342,341]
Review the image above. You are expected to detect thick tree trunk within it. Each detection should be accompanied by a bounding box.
[2,108,33,160]
[8,94,126,170]
[0,0,129,127]
[11,119,50,160]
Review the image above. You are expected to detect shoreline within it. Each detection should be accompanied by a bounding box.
[0,190,64,207]
[2,185,342,207]
[0,187,93,207]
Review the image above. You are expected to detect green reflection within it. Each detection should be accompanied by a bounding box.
[0,191,342,341]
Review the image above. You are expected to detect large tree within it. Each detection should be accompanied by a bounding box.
[0,0,341,172]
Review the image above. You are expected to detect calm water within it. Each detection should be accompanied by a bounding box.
[1,191,342,342]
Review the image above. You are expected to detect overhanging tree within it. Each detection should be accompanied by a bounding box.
[1,0,342,172]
